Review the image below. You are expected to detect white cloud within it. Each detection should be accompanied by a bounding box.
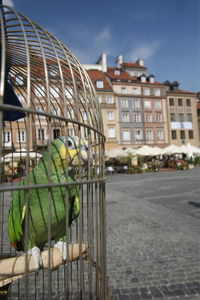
[128,41,162,61]
[97,28,111,41]
[3,0,14,7]
[68,26,114,63]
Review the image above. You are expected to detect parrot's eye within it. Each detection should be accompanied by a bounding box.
[68,140,72,147]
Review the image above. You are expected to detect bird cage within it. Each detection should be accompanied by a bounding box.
[0,4,108,300]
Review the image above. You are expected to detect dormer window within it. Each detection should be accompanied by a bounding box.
[141,75,146,83]
[149,74,155,83]
[114,70,120,75]
[96,80,104,88]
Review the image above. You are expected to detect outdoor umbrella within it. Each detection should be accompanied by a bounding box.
[125,148,137,155]
[135,145,154,156]
[1,150,42,162]
[161,144,183,155]
[105,148,128,158]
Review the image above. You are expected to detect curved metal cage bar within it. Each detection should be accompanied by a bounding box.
[0,5,107,300]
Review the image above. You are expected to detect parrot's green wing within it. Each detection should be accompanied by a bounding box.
[8,180,26,249]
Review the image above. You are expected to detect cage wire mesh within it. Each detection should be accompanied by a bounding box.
[0,5,108,300]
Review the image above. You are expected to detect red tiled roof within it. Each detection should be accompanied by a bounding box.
[106,68,164,85]
[167,89,196,95]
[87,70,113,91]
[106,68,137,80]
[122,62,147,69]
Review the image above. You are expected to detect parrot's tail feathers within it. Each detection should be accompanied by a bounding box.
[11,240,23,251]
[11,242,17,249]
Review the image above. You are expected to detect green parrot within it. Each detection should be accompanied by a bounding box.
[7,135,89,270]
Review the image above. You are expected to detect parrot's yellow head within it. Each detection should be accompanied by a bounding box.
[51,135,91,169]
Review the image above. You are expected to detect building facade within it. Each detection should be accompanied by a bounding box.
[3,53,199,152]
[166,84,199,147]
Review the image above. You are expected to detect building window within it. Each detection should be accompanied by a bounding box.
[144,100,151,109]
[121,99,128,108]
[169,98,174,106]
[49,67,58,77]
[96,80,104,88]
[98,96,102,103]
[16,93,24,103]
[122,112,129,122]
[132,88,138,95]
[17,131,26,142]
[65,87,73,98]
[36,106,45,119]
[107,111,114,121]
[178,98,183,106]
[170,113,176,121]
[189,130,194,139]
[146,130,153,141]
[135,129,143,140]
[141,76,146,83]
[52,129,60,139]
[122,130,131,141]
[186,98,191,106]
[38,128,45,141]
[143,88,150,96]
[108,127,115,138]
[187,114,192,122]
[154,89,161,96]
[133,99,140,108]
[15,75,24,85]
[180,130,185,139]
[156,114,162,122]
[179,113,184,122]
[35,84,45,97]
[82,111,87,121]
[133,113,141,122]
[114,70,120,75]
[145,114,152,122]
[4,131,11,144]
[106,96,114,104]
[51,106,60,116]
[171,130,177,140]
[50,86,59,98]
[157,130,164,140]
[67,107,74,119]
[155,100,161,109]
[68,128,74,136]
[121,87,126,94]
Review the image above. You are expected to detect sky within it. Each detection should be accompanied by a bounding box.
[3,0,200,92]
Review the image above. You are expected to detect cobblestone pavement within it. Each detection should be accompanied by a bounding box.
[106,167,200,300]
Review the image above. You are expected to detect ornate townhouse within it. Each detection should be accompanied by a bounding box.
[165,82,199,147]
[105,56,169,148]
[84,54,170,149]
[87,69,118,150]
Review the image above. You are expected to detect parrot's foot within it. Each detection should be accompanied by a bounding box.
[54,241,67,261]
[27,246,42,274]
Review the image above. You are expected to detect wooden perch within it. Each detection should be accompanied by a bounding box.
[0,243,88,288]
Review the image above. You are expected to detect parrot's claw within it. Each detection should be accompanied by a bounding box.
[54,241,67,261]
[27,246,42,274]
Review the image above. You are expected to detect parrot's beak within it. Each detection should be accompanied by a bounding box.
[71,147,92,167]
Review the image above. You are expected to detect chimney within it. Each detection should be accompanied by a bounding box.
[115,55,123,68]
[171,81,179,91]
[96,53,107,72]
[136,58,144,66]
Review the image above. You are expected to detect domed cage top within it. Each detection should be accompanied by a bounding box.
[0,5,108,300]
